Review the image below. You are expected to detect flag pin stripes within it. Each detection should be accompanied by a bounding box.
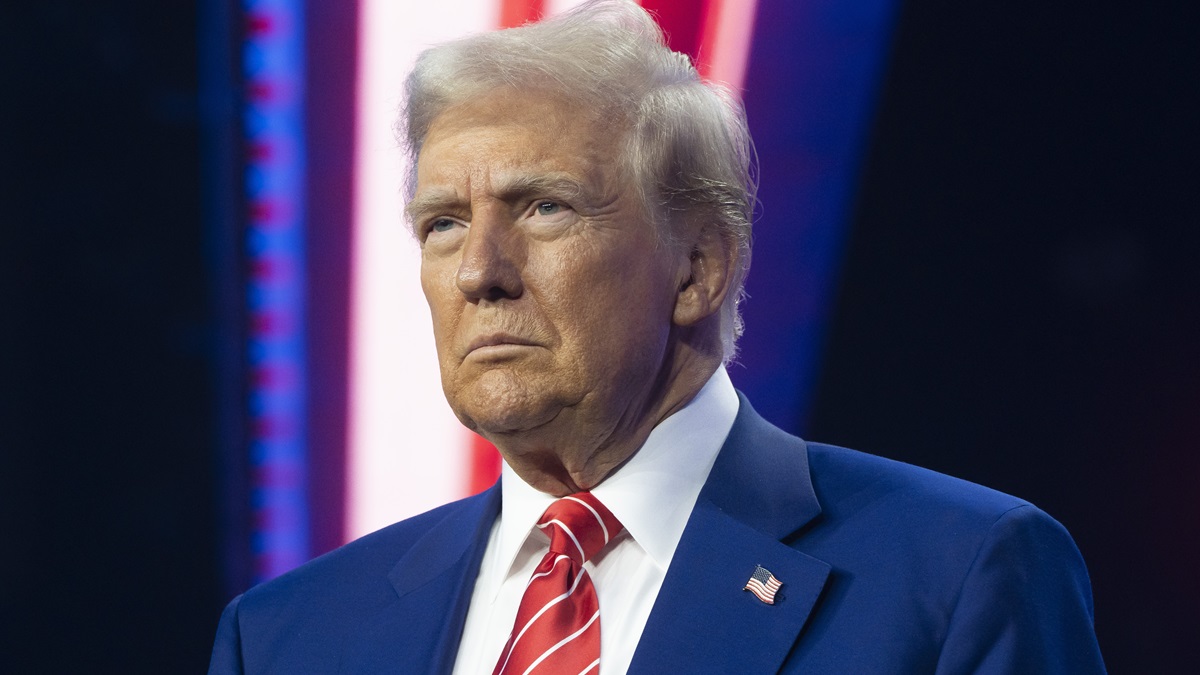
[743,564,783,604]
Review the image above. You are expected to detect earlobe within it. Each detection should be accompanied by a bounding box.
[672,225,734,327]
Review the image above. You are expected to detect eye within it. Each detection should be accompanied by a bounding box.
[422,218,459,240]
[522,199,575,233]
[419,217,464,247]
[429,218,456,233]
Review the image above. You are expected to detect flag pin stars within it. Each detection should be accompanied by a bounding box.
[743,564,783,605]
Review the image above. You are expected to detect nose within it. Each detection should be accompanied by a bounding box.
[455,208,524,302]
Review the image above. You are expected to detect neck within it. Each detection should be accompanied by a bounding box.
[488,346,722,496]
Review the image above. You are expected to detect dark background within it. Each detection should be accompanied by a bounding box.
[812,2,1199,671]
[2,0,1195,671]
[2,2,222,672]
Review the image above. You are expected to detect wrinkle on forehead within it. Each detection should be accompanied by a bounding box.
[409,95,631,228]
[429,85,609,133]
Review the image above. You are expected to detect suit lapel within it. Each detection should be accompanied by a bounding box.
[339,485,501,674]
[628,394,830,674]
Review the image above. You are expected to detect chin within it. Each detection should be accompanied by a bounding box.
[450,371,560,436]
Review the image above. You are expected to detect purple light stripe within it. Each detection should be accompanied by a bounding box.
[243,0,310,582]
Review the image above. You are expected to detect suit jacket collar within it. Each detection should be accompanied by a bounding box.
[340,392,829,674]
[627,392,830,673]
[698,392,822,539]
[340,485,502,674]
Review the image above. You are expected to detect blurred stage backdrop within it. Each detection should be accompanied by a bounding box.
[3,0,1196,671]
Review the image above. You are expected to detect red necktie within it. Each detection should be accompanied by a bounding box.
[492,492,623,675]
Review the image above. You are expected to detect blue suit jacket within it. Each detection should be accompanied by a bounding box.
[209,395,1105,673]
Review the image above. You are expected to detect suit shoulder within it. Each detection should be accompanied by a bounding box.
[211,489,498,672]
[805,441,1033,522]
[799,440,1082,566]
[799,441,1085,589]
[788,443,1101,670]
[239,492,489,612]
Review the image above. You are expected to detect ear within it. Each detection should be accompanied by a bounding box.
[673,223,736,328]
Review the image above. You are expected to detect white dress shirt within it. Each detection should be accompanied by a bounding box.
[451,367,740,675]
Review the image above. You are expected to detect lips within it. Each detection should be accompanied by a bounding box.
[465,333,539,355]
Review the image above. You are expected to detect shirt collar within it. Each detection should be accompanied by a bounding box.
[493,367,740,582]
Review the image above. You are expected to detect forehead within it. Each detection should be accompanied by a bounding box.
[414,90,624,198]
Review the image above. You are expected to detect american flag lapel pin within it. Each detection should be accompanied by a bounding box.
[743,564,783,605]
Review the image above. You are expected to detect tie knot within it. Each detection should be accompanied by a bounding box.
[536,492,622,565]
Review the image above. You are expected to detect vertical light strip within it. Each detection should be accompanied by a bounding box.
[698,0,759,89]
[243,0,309,580]
[347,1,498,541]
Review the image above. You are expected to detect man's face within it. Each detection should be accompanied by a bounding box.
[412,91,684,443]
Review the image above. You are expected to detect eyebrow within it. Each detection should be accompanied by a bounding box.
[404,189,461,229]
[404,172,593,228]
[494,173,589,205]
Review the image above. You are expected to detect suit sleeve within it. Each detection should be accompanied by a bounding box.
[934,504,1106,674]
[207,595,246,675]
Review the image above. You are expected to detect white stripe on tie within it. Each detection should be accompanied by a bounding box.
[537,518,585,562]
[522,555,571,590]
[495,568,591,675]
[519,610,600,675]
[562,496,609,544]
[577,658,600,675]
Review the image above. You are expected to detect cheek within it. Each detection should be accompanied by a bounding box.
[420,264,462,340]
[546,254,672,347]
[537,255,609,319]
[421,253,457,300]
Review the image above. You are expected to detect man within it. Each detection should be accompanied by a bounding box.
[209,1,1105,672]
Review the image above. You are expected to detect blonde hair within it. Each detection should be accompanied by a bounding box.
[401,0,756,359]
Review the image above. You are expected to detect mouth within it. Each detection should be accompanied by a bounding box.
[465,333,540,356]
